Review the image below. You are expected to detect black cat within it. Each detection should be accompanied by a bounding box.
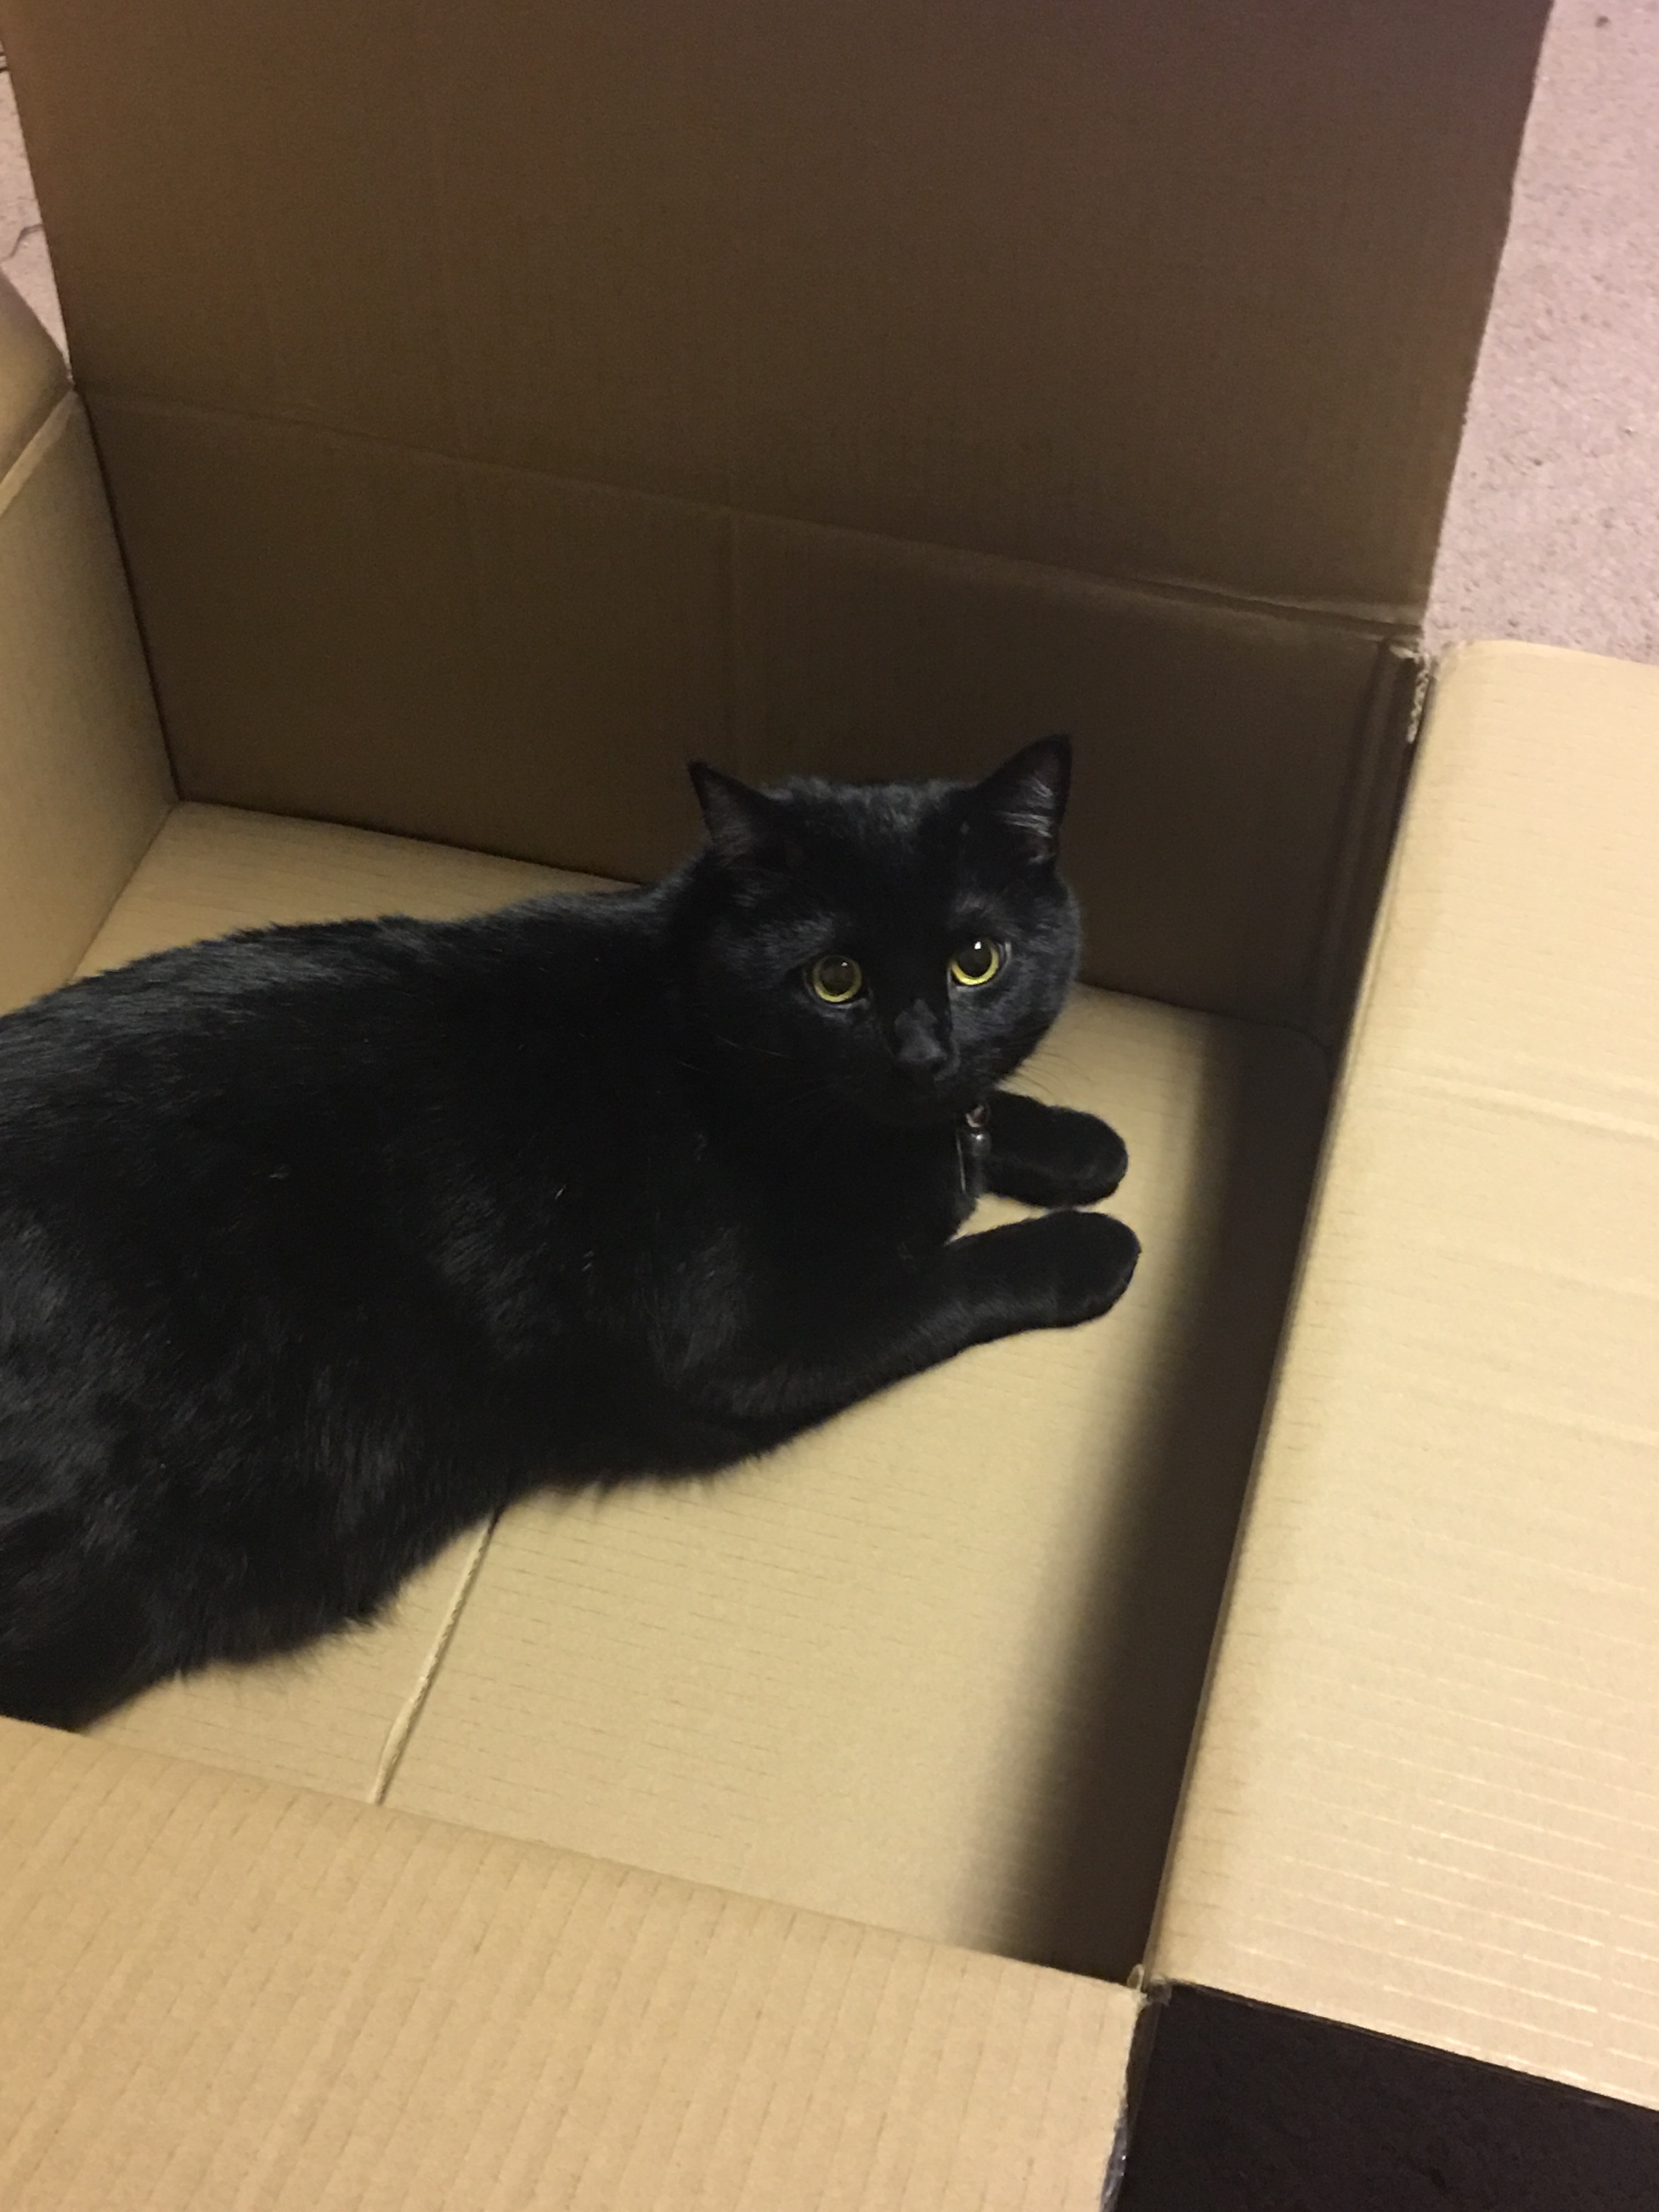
[0,737,1137,1729]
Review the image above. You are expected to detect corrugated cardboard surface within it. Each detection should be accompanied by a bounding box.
[74,799,602,974]
[1153,643,1659,2108]
[82,401,736,900]
[0,1719,1136,2210]
[78,399,1408,1030]
[0,270,66,472]
[390,988,1327,1981]
[3,0,1543,610]
[79,804,600,1797]
[0,0,1547,1030]
[0,363,172,1013]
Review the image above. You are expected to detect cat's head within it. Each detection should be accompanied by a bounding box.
[684,738,1080,1128]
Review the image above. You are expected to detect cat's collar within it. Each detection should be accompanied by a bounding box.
[957,1101,992,1192]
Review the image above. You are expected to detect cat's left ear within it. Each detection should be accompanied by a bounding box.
[970,736,1072,865]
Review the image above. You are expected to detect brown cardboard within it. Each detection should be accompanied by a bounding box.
[0,270,65,472]
[0,0,1600,2190]
[2,0,1543,607]
[76,397,1415,1030]
[0,290,172,1014]
[0,0,1549,1030]
[390,986,1325,1982]
[1152,643,1659,2111]
[74,799,601,974]
[82,403,733,895]
[0,1718,1137,2210]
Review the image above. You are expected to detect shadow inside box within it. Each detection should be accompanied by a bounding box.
[1002,1020,1328,1983]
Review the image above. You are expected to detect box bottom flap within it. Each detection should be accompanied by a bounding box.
[0,1718,1135,2211]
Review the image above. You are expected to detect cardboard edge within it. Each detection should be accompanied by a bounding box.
[0,390,176,1014]
[0,384,75,522]
[0,267,69,476]
[1103,1976,1172,2207]
[369,1517,497,1802]
[1305,638,1429,1046]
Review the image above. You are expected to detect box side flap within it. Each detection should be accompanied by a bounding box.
[5,0,1545,617]
[0,265,66,473]
[61,396,1409,1029]
[1152,644,1659,2108]
[0,385,171,1014]
[0,1,1548,1029]
[0,1719,1136,2211]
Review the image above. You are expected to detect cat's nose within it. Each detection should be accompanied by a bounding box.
[890,1005,954,1085]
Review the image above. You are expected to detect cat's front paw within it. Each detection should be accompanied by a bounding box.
[988,1095,1130,1209]
[1042,1111,1130,1207]
[1036,1209,1139,1326]
[950,1210,1139,1345]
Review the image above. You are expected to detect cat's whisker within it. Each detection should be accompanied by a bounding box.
[710,1033,792,1063]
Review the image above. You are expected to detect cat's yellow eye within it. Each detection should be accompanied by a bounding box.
[809,953,864,1004]
[949,939,1003,988]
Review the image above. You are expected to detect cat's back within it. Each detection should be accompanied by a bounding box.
[0,884,679,1232]
[1,884,651,1092]
[0,881,699,1425]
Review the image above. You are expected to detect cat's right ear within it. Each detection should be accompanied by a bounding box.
[688,763,798,875]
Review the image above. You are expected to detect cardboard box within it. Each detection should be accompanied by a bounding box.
[1,2,1655,2202]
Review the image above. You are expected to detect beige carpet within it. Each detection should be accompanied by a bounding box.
[1,7,1655,662]
[1427,0,1659,665]
[0,61,60,354]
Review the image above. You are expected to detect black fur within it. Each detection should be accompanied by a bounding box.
[0,738,1137,1728]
